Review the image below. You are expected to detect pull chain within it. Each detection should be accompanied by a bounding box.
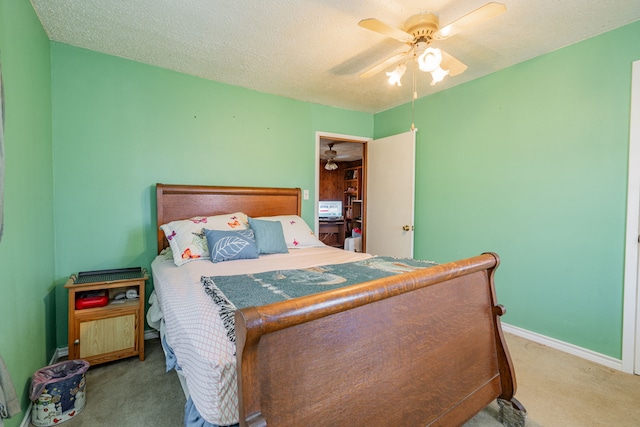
[411,57,417,131]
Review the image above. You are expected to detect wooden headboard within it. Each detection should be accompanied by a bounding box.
[156,184,302,254]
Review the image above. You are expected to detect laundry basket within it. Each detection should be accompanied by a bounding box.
[29,359,89,426]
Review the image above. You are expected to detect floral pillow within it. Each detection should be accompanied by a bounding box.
[160,212,248,266]
[255,215,324,248]
[204,229,258,263]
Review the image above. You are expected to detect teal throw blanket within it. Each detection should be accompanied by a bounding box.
[201,256,437,344]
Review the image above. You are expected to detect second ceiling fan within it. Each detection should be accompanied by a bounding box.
[358,2,506,86]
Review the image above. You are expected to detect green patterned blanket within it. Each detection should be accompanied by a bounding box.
[201,256,437,344]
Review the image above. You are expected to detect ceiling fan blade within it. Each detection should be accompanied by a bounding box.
[359,51,412,78]
[436,2,506,39]
[358,18,414,43]
[440,50,468,76]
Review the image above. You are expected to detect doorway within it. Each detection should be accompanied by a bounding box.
[315,132,368,251]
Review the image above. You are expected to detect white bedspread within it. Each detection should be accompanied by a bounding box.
[150,246,372,426]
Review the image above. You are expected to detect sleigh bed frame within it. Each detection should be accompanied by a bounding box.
[156,183,525,427]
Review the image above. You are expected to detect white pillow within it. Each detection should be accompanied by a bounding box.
[160,212,248,266]
[255,215,324,248]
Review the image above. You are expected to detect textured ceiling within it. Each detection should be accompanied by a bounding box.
[320,138,364,163]
[31,0,640,114]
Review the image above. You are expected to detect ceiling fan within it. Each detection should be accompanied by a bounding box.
[358,2,506,86]
[324,143,339,170]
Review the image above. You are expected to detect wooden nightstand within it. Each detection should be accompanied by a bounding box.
[65,268,147,365]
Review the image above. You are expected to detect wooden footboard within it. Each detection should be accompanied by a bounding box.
[235,252,525,427]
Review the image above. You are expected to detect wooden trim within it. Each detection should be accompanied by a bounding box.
[235,252,524,426]
[156,184,301,253]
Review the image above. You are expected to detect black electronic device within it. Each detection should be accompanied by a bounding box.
[73,267,146,284]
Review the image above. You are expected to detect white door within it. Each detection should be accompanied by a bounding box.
[628,60,640,374]
[366,130,416,257]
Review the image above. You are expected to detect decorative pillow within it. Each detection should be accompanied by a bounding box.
[247,217,288,254]
[204,229,258,263]
[160,212,248,266]
[255,215,324,248]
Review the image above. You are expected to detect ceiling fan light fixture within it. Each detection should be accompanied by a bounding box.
[417,47,442,72]
[430,65,450,85]
[360,3,509,94]
[386,63,406,86]
[325,160,338,171]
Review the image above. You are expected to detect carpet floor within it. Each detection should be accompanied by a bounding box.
[46,331,640,427]
[55,338,184,427]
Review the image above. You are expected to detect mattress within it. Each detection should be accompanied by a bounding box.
[150,246,372,426]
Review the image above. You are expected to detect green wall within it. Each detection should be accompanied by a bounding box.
[0,0,54,425]
[50,43,373,346]
[1,6,637,424]
[375,21,640,358]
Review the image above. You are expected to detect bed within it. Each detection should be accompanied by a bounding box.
[149,183,526,427]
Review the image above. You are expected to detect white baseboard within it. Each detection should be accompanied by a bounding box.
[20,409,32,427]
[502,323,623,371]
[144,329,160,340]
[53,346,68,360]
[21,329,161,427]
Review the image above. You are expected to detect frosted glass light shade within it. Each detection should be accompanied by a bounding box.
[430,65,450,85]
[325,161,338,170]
[418,48,442,72]
[386,63,406,86]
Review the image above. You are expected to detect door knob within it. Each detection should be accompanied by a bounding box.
[402,225,413,231]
